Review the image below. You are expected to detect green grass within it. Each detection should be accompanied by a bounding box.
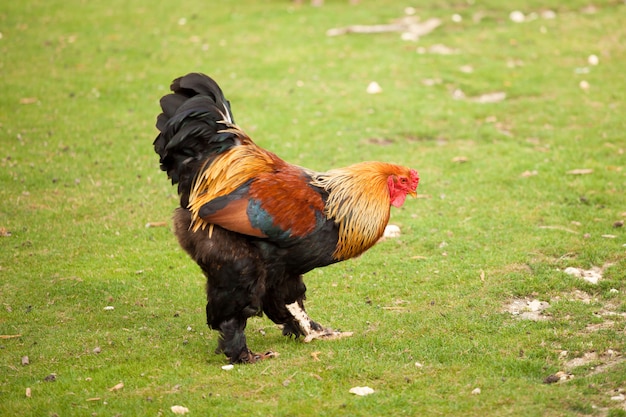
[1,0,625,416]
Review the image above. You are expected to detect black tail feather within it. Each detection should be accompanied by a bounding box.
[153,73,242,206]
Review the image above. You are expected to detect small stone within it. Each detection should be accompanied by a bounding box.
[471,387,481,395]
[221,364,234,371]
[21,356,29,365]
[383,224,401,238]
[366,81,382,94]
[509,11,525,23]
[588,54,599,66]
[349,386,375,396]
[171,405,190,415]
[93,347,101,354]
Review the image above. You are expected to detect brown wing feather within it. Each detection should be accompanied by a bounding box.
[200,198,267,238]
[249,166,325,238]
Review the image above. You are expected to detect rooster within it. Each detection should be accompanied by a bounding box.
[154,73,419,363]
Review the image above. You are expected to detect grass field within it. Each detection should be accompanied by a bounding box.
[1,0,625,416]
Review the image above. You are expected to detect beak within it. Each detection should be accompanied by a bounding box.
[408,190,417,198]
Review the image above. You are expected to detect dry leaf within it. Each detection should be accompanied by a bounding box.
[538,225,578,234]
[452,156,468,163]
[470,92,506,103]
[555,371,574,381]
[145,222,167,228]
[25,387,31,398]
[108,382,124,391]
[417,44,459,55]
[520,170,538,177]
[327,17,441,38]
[19,97,38,104]
[566,168,593,175]
[0,334,22,339]
[349,386,375,396]
[311,351,321,361]
[0,227,11,237]
[22,356,29,366]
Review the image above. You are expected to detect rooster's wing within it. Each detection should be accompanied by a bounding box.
[191,158,328,242]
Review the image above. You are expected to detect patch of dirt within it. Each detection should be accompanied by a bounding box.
[563,351,600,370]
[504,298,551,321]
[562,262,615,284]
[551,289,596,304]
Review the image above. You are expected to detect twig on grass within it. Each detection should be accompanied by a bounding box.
[538,225,579,234]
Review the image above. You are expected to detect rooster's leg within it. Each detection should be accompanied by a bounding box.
[262,276,353,342]
[284,301,354,343]
[217,316,276,364]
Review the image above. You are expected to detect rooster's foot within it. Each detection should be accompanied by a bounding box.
[231,349,278,364]
[285,301,353,343]
[303,329,354,343]
[250,350,278,362]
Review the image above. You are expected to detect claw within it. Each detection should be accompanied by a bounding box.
[254,350,278,361]
[246,350,278,363]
